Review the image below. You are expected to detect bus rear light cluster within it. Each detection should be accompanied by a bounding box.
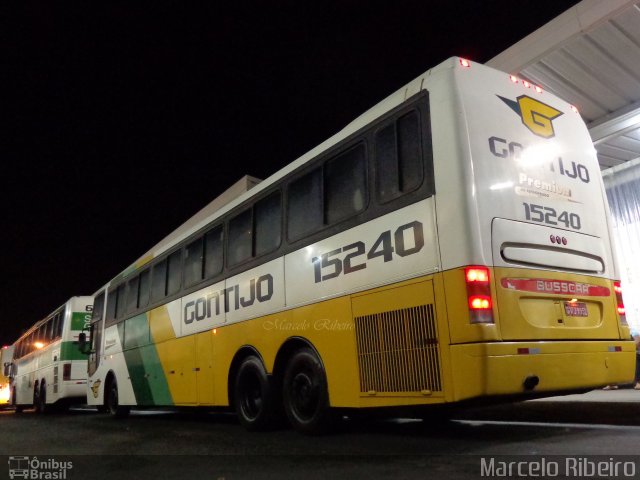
[460,58,471,68]
[465,266,494,324]
[614,281,627,324]
[63,363,71,381]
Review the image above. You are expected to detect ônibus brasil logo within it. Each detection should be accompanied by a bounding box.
[8,456,73,479]
[498,94,563,139]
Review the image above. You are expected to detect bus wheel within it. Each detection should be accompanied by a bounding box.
[233,356,278,431]
[13,388,23,414]
[106,377,130,419]
[33,384,40,412]
[36,382,51,414]
[283,348,335,434]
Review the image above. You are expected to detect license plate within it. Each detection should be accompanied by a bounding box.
[564,301,588,317]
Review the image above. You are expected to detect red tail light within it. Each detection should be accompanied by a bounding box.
[459,58,471,68]
[465,266,494,324]
[63,363,71,381]
[614,281,627,324]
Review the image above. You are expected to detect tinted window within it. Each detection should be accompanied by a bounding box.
[150,260,167,302]
[106,289,117,324]
[325,144,366,224]
[92,292,105,324]
[255,192,281,256]
[167,251,182,296]
[51,315,59,340]
[376,110,423,202]
[228,208,252,266]
[126,277,139,313]
[44,319,53,341]
[204,226,223,278]
[115,284,126,319]
[184,237,204,287]
[287,168,322,240]
[56,310,65,337]
[138,270,150,308]
[397,111,422,192]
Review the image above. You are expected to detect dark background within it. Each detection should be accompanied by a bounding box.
[2,1,580,344]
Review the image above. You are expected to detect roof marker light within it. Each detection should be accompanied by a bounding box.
[535,85,543,93]
[510,75,519,83]
[570,105,579,114]
[460,58,471,68]
[523,80,531,88]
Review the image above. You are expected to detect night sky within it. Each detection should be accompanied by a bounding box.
[2,1,580,345]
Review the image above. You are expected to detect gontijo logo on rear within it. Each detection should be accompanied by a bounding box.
[498,95,563,138]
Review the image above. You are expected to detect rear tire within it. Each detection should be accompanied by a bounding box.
[12,388,23,414]
[36,381,51,414]
[106,377,130,419]
[33,383,40,412]
[233,356,279,431]
[283,348,336,434]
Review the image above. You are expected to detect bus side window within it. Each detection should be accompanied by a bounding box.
[50,315,58,341]
[126,276,139,313]
[255,192,281,257]
[376,110,424,203]
[287,168,322,241]
[325,144,367,224]
[167,250,182,296]
[106,289,118,325]
[150,260,167,303]
[57,311,64,337]
[204,225,223,279]
[138,269,150,308]
[228,208,252,266]
[115,284,126,319]
[184,237,204,287]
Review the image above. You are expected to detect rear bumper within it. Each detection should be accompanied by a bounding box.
[450,340,636,401]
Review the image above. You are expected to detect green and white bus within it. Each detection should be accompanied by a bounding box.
[10,296,93,413]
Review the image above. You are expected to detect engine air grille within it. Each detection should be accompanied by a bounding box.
[354,304,441,393]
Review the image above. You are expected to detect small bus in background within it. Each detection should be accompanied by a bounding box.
[11,296,93,413]
[82,58,632,433]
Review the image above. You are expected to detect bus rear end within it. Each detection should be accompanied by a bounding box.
[58,297,93,402]
[436,58,634,401]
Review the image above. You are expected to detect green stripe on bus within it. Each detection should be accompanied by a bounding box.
[71,311,91,331]
[60,341,89,361]
[120,314,173,406]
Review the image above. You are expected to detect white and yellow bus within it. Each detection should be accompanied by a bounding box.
[11,297,93,413]
[82,57,633,433]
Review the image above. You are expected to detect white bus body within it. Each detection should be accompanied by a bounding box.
[11,296,93,412]
[84,58,631,432]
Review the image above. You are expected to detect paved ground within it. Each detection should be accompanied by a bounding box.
[1,389,640,480]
